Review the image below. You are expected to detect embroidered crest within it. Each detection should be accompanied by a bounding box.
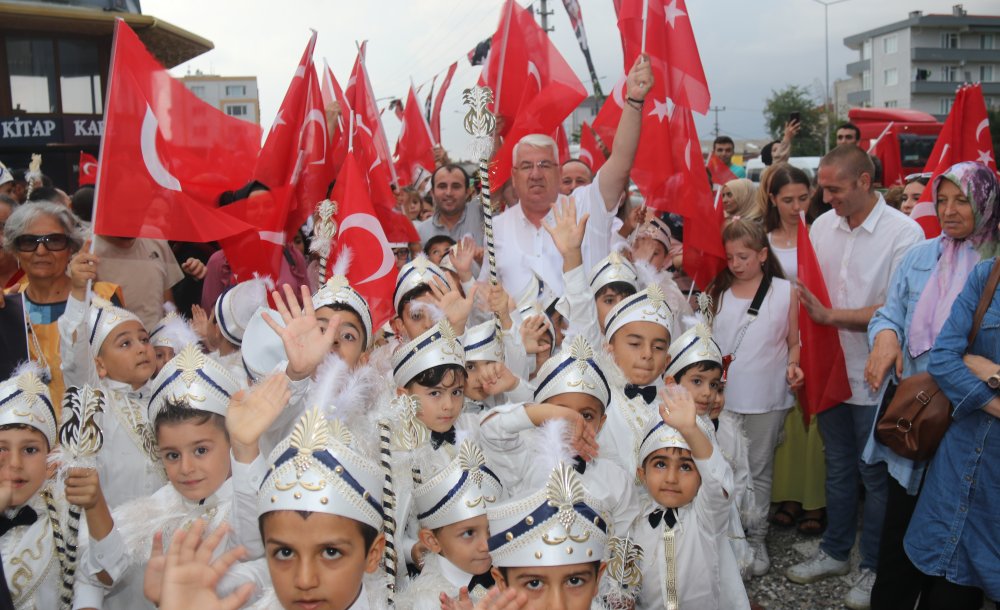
[60,385,104,459]
[606,535,644,590]
[290,409,329,477]
[461,86,496,138]
[173,344,207,387]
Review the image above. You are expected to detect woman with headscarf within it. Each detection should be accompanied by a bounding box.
[863,161,1000,609]
[721,177,761,222]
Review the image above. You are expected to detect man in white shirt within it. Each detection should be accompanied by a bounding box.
[785,144,923,610]
[485,55,652,298]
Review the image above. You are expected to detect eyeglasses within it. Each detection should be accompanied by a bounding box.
[14,233,70,252]
[515,160,557,172]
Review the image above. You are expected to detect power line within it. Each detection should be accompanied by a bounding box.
[709,105,726,138]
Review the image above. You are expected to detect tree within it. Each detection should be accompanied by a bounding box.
[763,85,826,156]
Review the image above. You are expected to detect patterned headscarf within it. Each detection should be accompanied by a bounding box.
[930,161,1000,258]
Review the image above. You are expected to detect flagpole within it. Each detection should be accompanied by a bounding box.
[640,0,649,53]
[867,121,894,154]
[348,112,355,152]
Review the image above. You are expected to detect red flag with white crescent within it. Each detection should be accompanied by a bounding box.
[578,122,606,173]
[393,84,436,187]
[78,152,98,186]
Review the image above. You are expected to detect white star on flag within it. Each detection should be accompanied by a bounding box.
[648,99,670,122]
[664,0,687,28]
[270,109,286,134]
[977,149,994,166]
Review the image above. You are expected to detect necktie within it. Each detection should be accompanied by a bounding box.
[468,570,496,592]
[0,506,38,536]
[648,507,677,529]
[430,427,457,450]
[572,456,587,475]
[624,384,658,404]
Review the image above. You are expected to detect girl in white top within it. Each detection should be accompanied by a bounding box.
[710,218,804,577]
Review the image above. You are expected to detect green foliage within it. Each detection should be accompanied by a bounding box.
[763,85,826,156]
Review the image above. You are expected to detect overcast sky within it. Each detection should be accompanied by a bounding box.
[143,0,997,156]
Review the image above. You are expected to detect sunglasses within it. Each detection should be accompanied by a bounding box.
[14,233,70,253]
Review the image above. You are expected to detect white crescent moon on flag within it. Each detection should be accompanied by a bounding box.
[976,118,989,141]
[300,108,328,162]
[527,61,542,90]
[611,75,627,109]
[683,141,692,171]
[82,162,98,175]
[141,105,181,192]
[579,149,594,166]
[339,213,393,284]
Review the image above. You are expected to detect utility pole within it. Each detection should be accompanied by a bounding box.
[709,106,726,138]
[812,0,853,154]
[537,0,554,32]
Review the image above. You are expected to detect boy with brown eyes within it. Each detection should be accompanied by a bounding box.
[391,255,476,342]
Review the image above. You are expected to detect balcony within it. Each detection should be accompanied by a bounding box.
[847,90,871,105]
[847,59,870,76]
[912,81,1000,95]
[912,48,1000,63]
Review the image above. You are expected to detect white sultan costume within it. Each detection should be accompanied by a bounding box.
[0,365,74,610]
[397,440,503,610]
[72,344,243,610]
[462,320,534,410]
[210,275,273,383]
[58,296,167,508]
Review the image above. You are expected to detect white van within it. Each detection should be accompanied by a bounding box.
[744,156,822,184]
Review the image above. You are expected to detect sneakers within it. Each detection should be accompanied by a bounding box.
[785,548,850,584]
[749,539,770,577]
[844,569,876,610]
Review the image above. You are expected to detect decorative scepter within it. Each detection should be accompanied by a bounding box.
[25,153,42,199]
[57,385,106,610]
[310,199,339,284]
[461,86,503,345]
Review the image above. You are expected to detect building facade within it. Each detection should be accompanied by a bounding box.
[842,4,1000,119]
[181,72,260,125]
[0,0,211,191]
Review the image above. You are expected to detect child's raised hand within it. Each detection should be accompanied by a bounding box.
[429,276,478,335]
[545,404,599,462]
[158,520,253,610]
[519,316,550,355]
[144,531,167,606]
[658,385,697,432]
[190,305,211,341]
[479,362,519,397]
[226,373,291,463]
[486,284,512,329]
[451,236,477,281]
[68,240,99,299]
[443,586,528,610]
[64,467,104,510]
[263,284,338,381]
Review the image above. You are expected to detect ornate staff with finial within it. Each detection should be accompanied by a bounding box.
[461,86,503,345]
[311,198,339,284]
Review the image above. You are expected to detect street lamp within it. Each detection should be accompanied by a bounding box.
[812,0,853,154]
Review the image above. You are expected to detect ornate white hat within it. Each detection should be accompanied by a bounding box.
[0,161,12,186]
[214,276,273,347]
[637,418,691,464]
[533,335,610,408]
[393,255,448,313]
[588,251,639,296]
[487,463,608,568]
[464,320,504,363]
[392,319,464,388]
[148,345,243,422]
[149,309,180,350]
[633,216,672,250]
[517,302,555,343]
[438,251,458,274]
[148,306,199,352]
[88,296,143,351]
[663,322,723,380]
[240,307,286,382]
[0,363,57,448]
[313,275,374,350]
[258,409,384,529]
[603,285,673,341]
[516,272,558,312]
[413,440,503,530]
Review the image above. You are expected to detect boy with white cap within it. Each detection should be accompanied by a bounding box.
[398,439,503,609]
[208,276,273,379]
[391,255,476,342]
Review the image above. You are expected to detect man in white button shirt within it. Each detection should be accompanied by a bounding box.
[485,55,653,298]
[785,144,923,610]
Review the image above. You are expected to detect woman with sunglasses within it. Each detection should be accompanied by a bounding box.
[2,201,122,409]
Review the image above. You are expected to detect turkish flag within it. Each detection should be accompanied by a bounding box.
[345,43,398,208]
[554,123,570,164]
[93,20,260,242]
[78,152,98,186]
[868,122,904,188]
[327,152,399,329]
[618,0,710,115]
[430,62,457,144]
[912,83,998,238]
[394,84,437,188]
[578,122,606,173]
[590,73,625,152]
[483,0,587,190]
[669,106,725,288]
[321,60,349,177]
[797,213,852,422]
[706,153,738,188]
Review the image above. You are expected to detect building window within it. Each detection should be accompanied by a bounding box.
[981,34,995,50]
[861,40,871,60]
[981,65,995,83]
[943,66,959,82]
[225,104,248,117]
[6,37,58,113]
[190,85,206,97]
[225,85,246,97]
[883,35,898,54]
[940,97,953,114]
[884,68,898,86]
[941,32,958,49]
[884,100,898,108]
[57,39,102,114]
[862,70,872,91]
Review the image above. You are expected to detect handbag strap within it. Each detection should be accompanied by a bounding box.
[968,257,1000,346]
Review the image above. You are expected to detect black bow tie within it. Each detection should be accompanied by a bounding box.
[0,506,38,536]
[468,570,496,592]
[648,507,677,529]
[430,427,457,450]
[624,384,658,404]
[572,456,587,475]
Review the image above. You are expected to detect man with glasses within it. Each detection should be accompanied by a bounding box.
[486,55,653,298]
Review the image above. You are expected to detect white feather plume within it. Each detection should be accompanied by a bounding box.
[408,300,444,323]
[330,246,353,279]
[532,417,575,475]
[159,313,200,351]
[310,353,350,416]
[12,359,45,380]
